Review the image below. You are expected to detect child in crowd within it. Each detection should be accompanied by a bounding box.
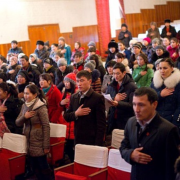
[118,41,131,60]
[105,40,118,68]
[167,38,179,62]
[114,53,130,74]
[132,53,154,88]
[40,73,63,124]
[71,41,85,61]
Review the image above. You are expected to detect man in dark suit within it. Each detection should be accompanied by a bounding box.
[120,87,180,180]
[64,70,106,146]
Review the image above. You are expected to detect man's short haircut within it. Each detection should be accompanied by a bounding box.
[113,62,126,72]
[88,47,96,53]
[20,55,29,61]
[76,70,92,80]
[73,51,82,58]
[11,40,18,44]
[134,87,158,104]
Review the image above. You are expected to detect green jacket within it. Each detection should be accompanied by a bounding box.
[132,64,154,88]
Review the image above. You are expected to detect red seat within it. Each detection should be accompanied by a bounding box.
[54,144,108,180]
[107,149,131,180]
[0,133,27,180]
[48,123,66,166]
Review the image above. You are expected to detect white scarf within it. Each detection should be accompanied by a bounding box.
[25,98,37,107]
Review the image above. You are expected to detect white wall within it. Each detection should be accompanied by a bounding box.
[124,0,180,14]
[0,0,97,44]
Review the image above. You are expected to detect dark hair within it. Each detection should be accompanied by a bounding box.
[137,53,148,71]
[0,55,6,63]
[76,70,92,80]
[52,43,58,47]
[25,84,46,103]
[115,52,125,59]
[54,51,64,58]
[62,82,76,99]
[88,47,96,53]
[106,61,116,68]
[134,87,158,104]
[159,58,174,67]
[89,54,99,68]
[20,55,29,61]
[118,41,126,46]
[170,37,178,43]
[73,51,82,58]
[75,41,81,48]
[0,82,18,98]
[113,62,126,72]
[39,73,53,85]
[11,40,18,44]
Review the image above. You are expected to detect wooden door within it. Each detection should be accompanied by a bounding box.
[28,24,60,54]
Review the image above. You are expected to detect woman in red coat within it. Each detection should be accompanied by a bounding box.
[60,73,78,162]
[39,73,63,124]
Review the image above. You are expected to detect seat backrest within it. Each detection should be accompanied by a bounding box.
[2,133,27,153]
[74,144,108,176]
[50,123,67,138]
[111,129,124,149]
[108,149,131,172]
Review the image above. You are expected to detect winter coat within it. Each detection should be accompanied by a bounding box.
[6,63,21,82]
[150,50,169,67]
[64,44,72,65]
[73,60,84,72]
[119,49,131,60]
[132,64,154,88]
[101,74,113,93]
[120,58,131,74]
[71,47,85,61]
[161,25,177,39]
[31,60,43,74]
[16,98,50,157]
[34,47,50,61]
[84,49,100,60]
[106,74,137,131]
[129,54,139,69]
[175,57,180,70]
[105,51,118,69]
[151,68,180,130]
[43,66,56,83]
[147,27,160,40]
[146,46,156,63]
[91,69,101,94]
[4,95,23,134]
[45,85,63,124]
[0,63,8,73]
[8,47,23,54]
[167,45,179,62]
[118,30,132,47]
[20,64,41,86]
[55,65,74,91]
[64,88,106,146]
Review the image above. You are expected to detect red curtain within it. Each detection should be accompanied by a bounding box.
[119,0,126,22]
[95,0,111,57]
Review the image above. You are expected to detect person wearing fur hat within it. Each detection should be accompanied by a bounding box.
[118,23,132,48]
[132,53,154,88]
[147,22,160,40]
[84,62,101,94]
[34,40,50,67]
[8,40,23,57]
[105,40,119,68]
[55,58,74,91]
[29,53,43,73]
[129,42,143,69]
[71,41,85,62]
[39,73,63,125]
[6,56,21,82]
[60,73,78,162]
[16,70,31,100]
[43,58,56,83]
[142,37,151,54]
[73,51,84,74]
[161,19,177,39]
[150,45,170,67]
[101,61,116,93]
[146,38,160,63]
[151,58,180,131]
[0,55,8,73]
[58,37,72,65]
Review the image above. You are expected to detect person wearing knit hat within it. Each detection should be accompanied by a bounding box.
[58,37,72,65]
[161,19,177,39]
[84,62,95,72]
[118,23,132,48]
[18,53,25,60]
[64,73,76,85]
[17,70,30,83]
[143,37,151,45]
[142,37,151,54]
[43,58,56,83]
[88,41,96,48]
[105,40,119,69]
[57,58,67,67]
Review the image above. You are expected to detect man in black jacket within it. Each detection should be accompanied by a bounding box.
[161,19,177,39]
[120,87,180,180]
[8,40,23,56]
[64,70,106,146]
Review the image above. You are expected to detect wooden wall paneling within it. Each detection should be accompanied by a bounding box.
[18,41,31,56]
[60,32,74,50]
[0,44,9,57]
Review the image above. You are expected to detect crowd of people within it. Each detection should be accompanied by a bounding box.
[0,18,180,180]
